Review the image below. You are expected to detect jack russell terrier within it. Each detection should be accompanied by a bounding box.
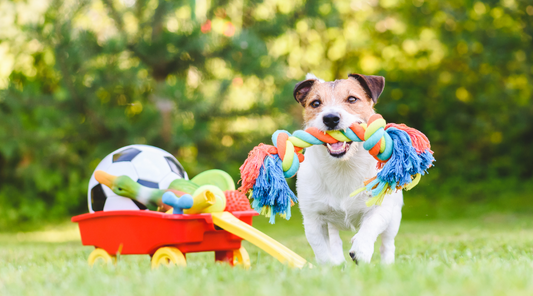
[294,73,403,265]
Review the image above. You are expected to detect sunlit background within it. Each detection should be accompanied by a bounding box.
[0,0,532,229]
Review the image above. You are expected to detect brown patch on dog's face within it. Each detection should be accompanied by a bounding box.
[299,78,376,125]
[347,74,385,104]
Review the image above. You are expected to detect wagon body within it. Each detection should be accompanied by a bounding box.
[72,210,258,257]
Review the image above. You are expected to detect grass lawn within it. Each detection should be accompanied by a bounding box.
[1,209,533,296]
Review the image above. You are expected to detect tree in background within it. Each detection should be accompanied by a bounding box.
[0,0,531,228]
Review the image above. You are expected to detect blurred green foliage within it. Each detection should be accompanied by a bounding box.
[0,0,532,228]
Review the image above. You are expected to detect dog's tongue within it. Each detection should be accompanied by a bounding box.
[326,141,350,156]
[330,142,344,150]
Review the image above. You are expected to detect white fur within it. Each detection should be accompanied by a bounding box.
[306,73,325,83]
[296,98,403,265]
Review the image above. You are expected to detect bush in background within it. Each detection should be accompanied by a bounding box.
[0,0,532,228]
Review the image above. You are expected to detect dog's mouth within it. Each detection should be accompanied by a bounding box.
[324,141,352,158]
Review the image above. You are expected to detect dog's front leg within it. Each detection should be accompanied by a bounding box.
[349,207,391,264]
[303,215,333,265]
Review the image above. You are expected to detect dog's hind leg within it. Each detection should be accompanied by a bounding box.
[303,215,333,265]
[328,223,346,265]
[379,205,402,264]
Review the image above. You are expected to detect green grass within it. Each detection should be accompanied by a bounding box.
[1,210,533,296]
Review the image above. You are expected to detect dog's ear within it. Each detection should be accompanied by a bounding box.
[293,79,317,106]
[348,74,385,104]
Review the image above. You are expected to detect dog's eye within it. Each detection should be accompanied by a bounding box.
[310,100,321,108]
[347,96,359,103]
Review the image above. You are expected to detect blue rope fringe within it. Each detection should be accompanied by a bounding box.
[377,127,435,189]
[251,155,297,223]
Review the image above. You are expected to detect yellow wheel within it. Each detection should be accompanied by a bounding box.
[151,247,186,269]
[233,246,251,269]
[88,248,116,266]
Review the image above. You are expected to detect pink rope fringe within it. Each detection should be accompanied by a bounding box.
[238,144,278,193]
[386,123,433,154]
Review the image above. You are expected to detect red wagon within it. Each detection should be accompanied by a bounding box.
[72,210,259,268]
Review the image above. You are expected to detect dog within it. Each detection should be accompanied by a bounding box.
[294,73,403,265]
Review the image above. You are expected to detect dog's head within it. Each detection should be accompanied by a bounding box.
[293,73,385,160]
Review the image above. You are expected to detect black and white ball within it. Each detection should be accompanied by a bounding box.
[87,145,188,212]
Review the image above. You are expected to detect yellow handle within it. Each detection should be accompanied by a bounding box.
[183,190,216,214]
[211,212,309,268]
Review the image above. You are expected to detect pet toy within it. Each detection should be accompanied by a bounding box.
[94,170,243,213]
[76,169,308,268]
[87,144,188,212]
[239,114,435,223]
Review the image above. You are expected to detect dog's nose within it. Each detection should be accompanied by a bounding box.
[349,251,358,264]
[323,113,340,129]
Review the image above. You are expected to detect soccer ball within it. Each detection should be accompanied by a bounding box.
[87,145,188,212]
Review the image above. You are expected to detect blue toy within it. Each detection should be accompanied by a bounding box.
[162,192,194,214]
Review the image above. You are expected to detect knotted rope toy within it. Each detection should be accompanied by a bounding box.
[238,114,435,223]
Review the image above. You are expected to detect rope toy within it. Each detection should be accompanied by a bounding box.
[238,114,435,223]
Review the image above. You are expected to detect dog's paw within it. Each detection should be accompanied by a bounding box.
[313,252,345,266]
[380,245,396,264]
[380,255,395,264]
[349,235,374,264]
[314,253,335,266]
[330,253,346,266]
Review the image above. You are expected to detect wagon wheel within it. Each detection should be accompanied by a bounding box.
[88,248,116,266]
[233,246,251,269]
[151,247,186,269]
